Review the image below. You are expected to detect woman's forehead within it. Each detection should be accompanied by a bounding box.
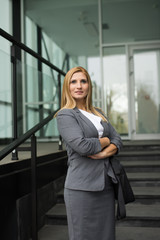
[71,71,87,79]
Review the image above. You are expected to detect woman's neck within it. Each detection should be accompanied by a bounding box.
[76,105,92,113]
[77,105,86,111]
[76,101,86,111]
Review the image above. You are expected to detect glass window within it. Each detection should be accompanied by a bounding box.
[88,57,102,108]
[24,0,99,72]
[133,48,160,134]
[0,50,12,138]
[0,0,12,139]
[25,16,37,69]
[0,0,12,35]
[103,46,128,135]
[23,0,102,138]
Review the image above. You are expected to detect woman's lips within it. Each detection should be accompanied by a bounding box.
[75,91,83,94]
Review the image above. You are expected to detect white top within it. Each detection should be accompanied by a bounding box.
[79,109,104,138]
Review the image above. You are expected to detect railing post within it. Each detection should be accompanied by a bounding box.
[31,134,38,240]
[37,26,44,138]
[11,44,18,160]
[58,73,63,150]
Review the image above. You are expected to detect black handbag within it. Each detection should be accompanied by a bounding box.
[109,156,135,220]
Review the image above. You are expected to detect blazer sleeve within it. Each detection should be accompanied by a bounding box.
[108,122,123,153]
[56,109,101,156]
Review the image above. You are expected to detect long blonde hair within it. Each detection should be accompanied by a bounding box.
[55,66,107,122]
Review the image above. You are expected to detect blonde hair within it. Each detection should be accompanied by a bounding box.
[55,66,107,122]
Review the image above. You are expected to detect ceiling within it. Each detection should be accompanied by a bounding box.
[24,0,160,57]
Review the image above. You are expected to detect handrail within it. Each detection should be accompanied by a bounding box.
[0,109,59,161]
[0,27,65,240]
[0,27,65,158]
[0,28,66,76]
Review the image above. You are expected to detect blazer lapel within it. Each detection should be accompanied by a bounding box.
[73,107,99,138]
[100,120,109,137]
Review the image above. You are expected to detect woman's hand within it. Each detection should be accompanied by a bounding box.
[88,151,106,159]
[99,137,110,149]
[88,143,118,160]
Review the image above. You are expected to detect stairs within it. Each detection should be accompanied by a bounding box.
[38,141,160,240]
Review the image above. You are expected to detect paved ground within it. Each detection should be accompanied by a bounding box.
[0,141,61,165]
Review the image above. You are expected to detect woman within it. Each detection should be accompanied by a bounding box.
[56,66,122,240]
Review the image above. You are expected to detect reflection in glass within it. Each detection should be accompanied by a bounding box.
[24,62,60,138]
[25,64,58,103]
[26,104,59,138]
[134,49,160,134]
[103,47,128,135]
[88,57,102,108]
[24,0,101,138]
[0,49,12,138]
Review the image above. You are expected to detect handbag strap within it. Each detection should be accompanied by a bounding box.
[116,177,126,220]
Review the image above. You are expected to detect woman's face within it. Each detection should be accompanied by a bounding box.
[69,72,89,102]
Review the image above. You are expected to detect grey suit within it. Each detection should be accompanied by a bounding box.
[57,107,122,191]
[56,107,123,240]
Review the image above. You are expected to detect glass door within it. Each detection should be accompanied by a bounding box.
[129,44,160,139]
[103,46,129,138]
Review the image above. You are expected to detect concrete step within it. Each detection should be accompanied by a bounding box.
[56,186,160,204]
[124,165,160,173]
[118,151,160,161]
[116,226,160,240]
[126,203,160,218]
[122,140,160,151]
[121,160,160,172]
[116,203,160,227]
[38,225,69,240]
[117,216,160,228]
[122,145,160,152]
[133,186,160,196]
[112,156,160,172]
[131,181,160,187]
[127,172,160,182]
[57,189,65,203]
[38,225,160,240]
[45,202,160,228]
[39,141,160,239]
[133,186,160,204]
[45,203,67,225]
[125,172,160,187]
[121,160,160,166]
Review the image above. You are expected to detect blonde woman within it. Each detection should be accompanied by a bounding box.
[56,66,122,240]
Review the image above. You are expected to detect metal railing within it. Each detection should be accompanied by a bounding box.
[0,109,58,240]
[0,28,66,240]
[0,27,65,158]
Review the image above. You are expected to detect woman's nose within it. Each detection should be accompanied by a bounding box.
[76,81,82,88]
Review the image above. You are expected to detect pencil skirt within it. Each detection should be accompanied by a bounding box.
[64,175,115,240]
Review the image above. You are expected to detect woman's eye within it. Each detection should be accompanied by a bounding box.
[70,80,76,84]
[81,79,87,83]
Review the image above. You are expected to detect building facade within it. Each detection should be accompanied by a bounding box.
[0,0,160,141]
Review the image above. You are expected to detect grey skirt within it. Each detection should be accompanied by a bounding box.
[64,173,115,240]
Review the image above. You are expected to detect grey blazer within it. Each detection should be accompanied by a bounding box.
[56,107,123,191]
